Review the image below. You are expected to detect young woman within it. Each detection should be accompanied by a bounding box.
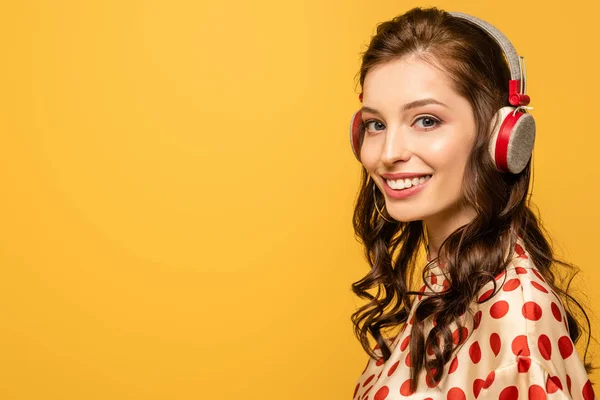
[349,7,595,400]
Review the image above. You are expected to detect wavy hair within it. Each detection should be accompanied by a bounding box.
[350,6,595,392]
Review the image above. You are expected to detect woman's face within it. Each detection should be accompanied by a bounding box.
[360,55,477,225]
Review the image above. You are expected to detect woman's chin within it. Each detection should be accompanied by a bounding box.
[386,210,425,223]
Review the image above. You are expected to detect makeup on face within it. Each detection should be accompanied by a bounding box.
[360,55,476,223]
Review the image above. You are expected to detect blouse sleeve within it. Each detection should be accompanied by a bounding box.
[476,357,596,400]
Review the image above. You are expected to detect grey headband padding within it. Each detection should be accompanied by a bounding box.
[507,114,536,173]
[448,12,521,81]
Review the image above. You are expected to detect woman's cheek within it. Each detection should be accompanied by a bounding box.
[426,137,456,163]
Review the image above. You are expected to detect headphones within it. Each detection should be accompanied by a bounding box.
[349,11,536,174]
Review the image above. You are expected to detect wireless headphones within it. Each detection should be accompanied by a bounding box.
[349,11,536,174]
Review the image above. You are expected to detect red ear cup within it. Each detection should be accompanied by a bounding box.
[349,110,363,162]
[489,106,536,174]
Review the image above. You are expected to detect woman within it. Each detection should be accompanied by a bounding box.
[349,7,595,400]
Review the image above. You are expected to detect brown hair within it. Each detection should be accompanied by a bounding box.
[350,6,595,392]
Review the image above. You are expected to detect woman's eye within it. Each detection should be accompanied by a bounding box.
[414,116,442,130]
[361,116,442,134]
[363,120,385,133]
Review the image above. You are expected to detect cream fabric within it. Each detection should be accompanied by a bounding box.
[352,238,595,400]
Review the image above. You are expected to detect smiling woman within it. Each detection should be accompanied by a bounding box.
[359,57,477,225]
[347,6,596,400]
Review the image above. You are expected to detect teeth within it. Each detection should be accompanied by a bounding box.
[386,175,431,190]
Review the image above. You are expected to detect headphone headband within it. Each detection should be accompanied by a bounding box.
[448,12,529,106]
[448,12,521,80]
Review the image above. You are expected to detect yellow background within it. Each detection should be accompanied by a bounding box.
[1,0,598,398]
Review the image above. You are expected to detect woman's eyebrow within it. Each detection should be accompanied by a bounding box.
[360,98,449,115]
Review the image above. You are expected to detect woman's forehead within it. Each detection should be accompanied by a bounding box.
[362,57,458,109]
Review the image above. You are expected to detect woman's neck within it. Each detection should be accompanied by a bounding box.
[424,204,478,261]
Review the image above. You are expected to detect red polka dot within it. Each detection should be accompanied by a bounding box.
[538,334,552,360]
[426,367,439,388]
[400,335,410,351]
[424,398,433,400]
[522,302,543,321]
[515,266,527,274]
[495,269,506,280]
[473,379,485,398]
[353,383,360,399]
[447,387,466,400]
[528,384,547,400]
[515,243,528,258]
[452,327,469,345]
[503,278,520,291]
[399,379,415,396]
[430,272,437,285]
[531,281,548,293]
[442,279,450,289]
[583,379,595,400]
[469,341,482,363]
[449,356,458,374]
[546,376,563,393]
[499,386,519,400]
[490,333,501,356]
[376,357,384,366]
[558,336,574,358]
[362,385,373,399]
[473,311,482,330]
[478,288,494,303]
[374,386,389,400]
[518,356,531,372]
[427,343,434,356]
[490,300,510,318]
[409,314,415,325]
[418,285,425,300]
[405,351,411,367]
[511,335,531,356]
[532,268,545,281]
[551,302,562,322]
[484,370,495,388]
[377,371,382,379]
[363,374,375,387]
[427,336,440,356]
[387,360,399,376]
[567,374,572,395]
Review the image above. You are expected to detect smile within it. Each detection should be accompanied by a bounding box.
[385,175,432,190]
[383,175,432,199]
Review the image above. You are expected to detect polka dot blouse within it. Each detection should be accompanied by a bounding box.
[352,238,596,400]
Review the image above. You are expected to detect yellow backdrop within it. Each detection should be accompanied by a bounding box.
[1,0,598,398]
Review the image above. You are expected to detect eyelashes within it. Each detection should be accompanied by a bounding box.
[361,116,443,134]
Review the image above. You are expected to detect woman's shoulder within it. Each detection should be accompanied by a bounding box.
[476,237,568,331]
[468,238,579,372]
[458,238,594,397]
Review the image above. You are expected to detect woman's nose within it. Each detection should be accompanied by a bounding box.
[380,125,412,165]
